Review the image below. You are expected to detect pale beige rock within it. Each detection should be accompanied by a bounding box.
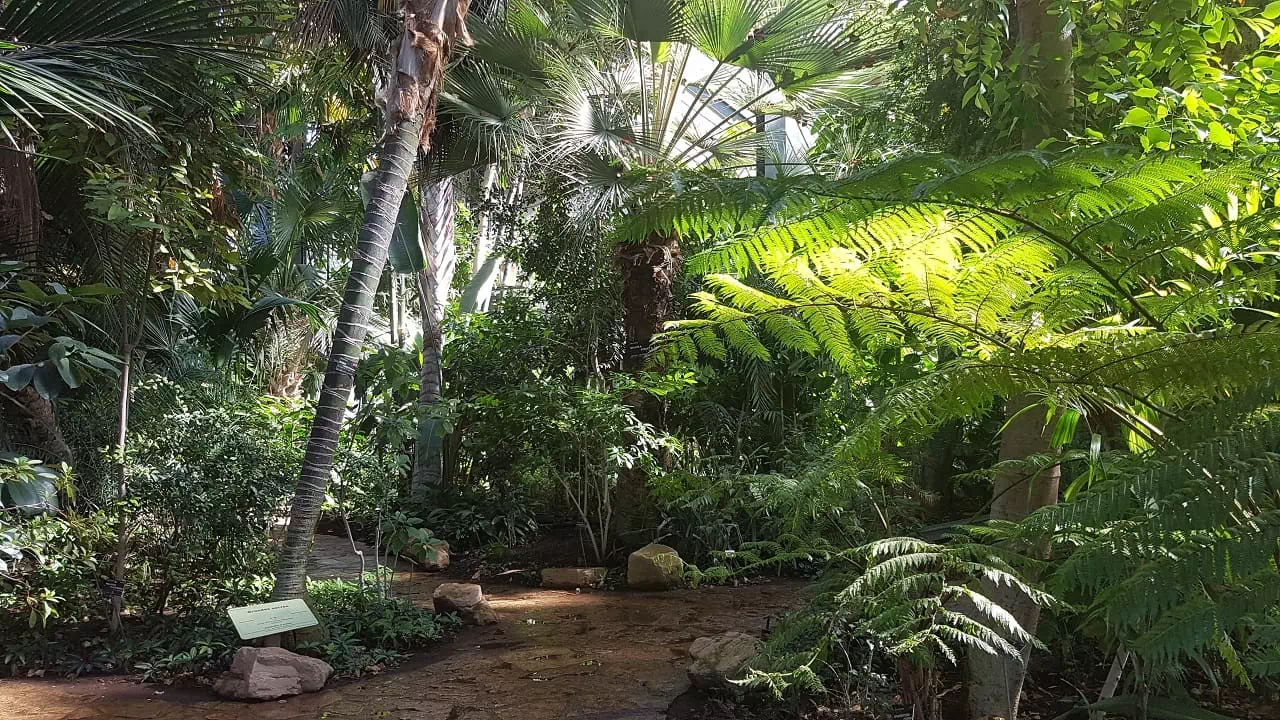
[627,544,684,590]
[687,631,762,689]
[433,582,500,625]
[213,647,333,701]
[540,567,608,589]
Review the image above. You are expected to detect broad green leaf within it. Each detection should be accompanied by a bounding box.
[1207,121,1235,148]
[2,364,34,391]
[1,477,58,514]
[1121,106,1154,126]
[387,190,425,274]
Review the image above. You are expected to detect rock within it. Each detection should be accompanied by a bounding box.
[213,647,333,701]
[687,632,762,689]
[433,582,499,626]
[402,539,450,572]
[540,567,608,590]
[627,543,684,590]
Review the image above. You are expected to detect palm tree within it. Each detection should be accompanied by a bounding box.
[446,0,895,541]
[529,0,895,541]
[270,0,474,601]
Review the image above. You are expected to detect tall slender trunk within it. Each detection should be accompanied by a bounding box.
[459,164,499,314]
[918,420,960,519]
[1016,0,1074,149]
[411,176,456,502]
[966,396,1061,719]
[613,231,681,544]
[389,272,402,346]
[272,0,469,601]
[107,349,134,634]
[0,140,71,463]
[966,3,1072,718]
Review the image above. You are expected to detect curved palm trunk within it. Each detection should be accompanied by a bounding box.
[411,176,457,501]
[272,0,469,601]
[613,231,681,545]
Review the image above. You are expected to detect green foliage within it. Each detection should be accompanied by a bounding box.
[736,536,1053,702]
[302,577,460,677]
[0,263,120,402]
[424,488,540,550]
[653,448,914,566]
[0,0,271,137]
[981,387,1280,693]
[903,0,1280,153]
[662,150,1280,446]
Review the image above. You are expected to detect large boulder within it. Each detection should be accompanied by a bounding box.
[687,632,763,689]
[213,647,333,701]
[627,543,684,590]
[541,567,608,590]
[433,582,499,626]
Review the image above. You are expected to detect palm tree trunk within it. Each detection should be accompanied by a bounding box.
[459,164,499,314]
[0,140,72,464]
[966,395,1061,720]
[272,0,469,601]
[411,176,457,502]
[613,231,681,544]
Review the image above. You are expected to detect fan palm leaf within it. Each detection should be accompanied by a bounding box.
[0,0,271,139]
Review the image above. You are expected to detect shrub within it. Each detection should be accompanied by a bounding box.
[302,577,460,676]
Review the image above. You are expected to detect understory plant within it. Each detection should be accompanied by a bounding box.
[302,577,460,677]
[741,537,1052,720]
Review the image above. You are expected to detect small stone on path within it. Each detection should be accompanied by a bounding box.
[687,631,763,689]
[434,583,500,626]
[540,567,607,589]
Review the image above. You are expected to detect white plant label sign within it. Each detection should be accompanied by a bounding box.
[227,599,318,640]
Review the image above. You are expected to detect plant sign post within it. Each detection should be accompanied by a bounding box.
[227,599,318,641]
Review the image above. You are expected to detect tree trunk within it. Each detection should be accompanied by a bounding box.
[613,231,681,544]
[965,2,1072,716]
[1016,0,1074,148]
[899,659,942,720]
[108,349,134,634]
[411,176,456,502]
[966,395,1060,720]
[918,420,960,520]
[389,272,402,346]
[0,140,72,464]
[272,0,469,601]
[459,164,499,314]
[0,141,40,261]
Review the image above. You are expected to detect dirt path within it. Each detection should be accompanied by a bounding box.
[2,535,805,720]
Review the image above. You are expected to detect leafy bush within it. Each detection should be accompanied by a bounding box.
[0,509,114,632]
[303,577,460,677]
[653,448,915,567]
[423,488,539,550]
